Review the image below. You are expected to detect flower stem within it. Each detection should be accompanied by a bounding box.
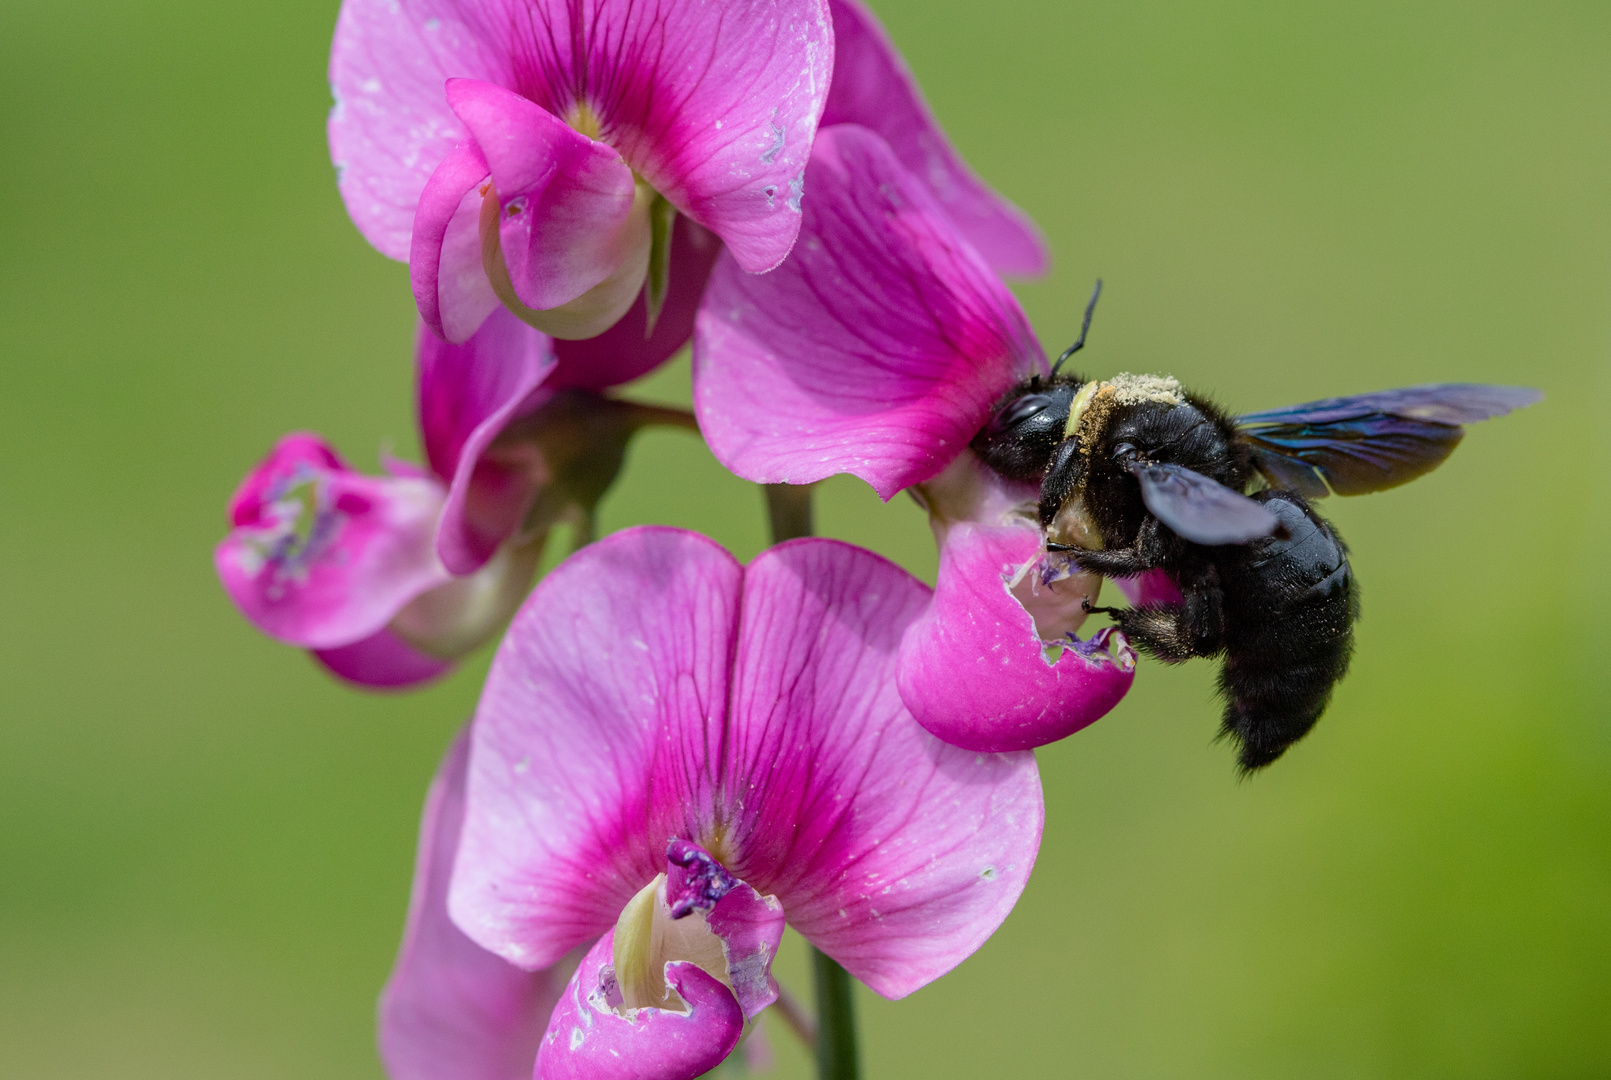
[771,982,818,1050]
[760,482,859,1080]
[763,483,815,544]
[811,947,860,1080]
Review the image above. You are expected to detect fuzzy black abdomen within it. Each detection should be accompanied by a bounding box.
[1215,492,1358,771]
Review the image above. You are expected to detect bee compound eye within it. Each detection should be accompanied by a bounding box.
[993,393,1052,432]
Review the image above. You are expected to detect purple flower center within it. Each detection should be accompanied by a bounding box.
[665,838,737,920]
[257,467,344,582]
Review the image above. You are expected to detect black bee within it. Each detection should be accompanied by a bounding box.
[973,282,1541,772]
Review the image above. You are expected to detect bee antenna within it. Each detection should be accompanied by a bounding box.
[1050,278,1103,377]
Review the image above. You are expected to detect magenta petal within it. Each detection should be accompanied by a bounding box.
[898,523,1136,753]
[411,139,500,344]
[215,433,449,649]
[379,728,559,1080]
[549,218,723,390]
[416,311,557,575]
[313,628,453,691]
[328,0,498,260]
[1115,568,1186,608]
[446,79,639,312]
[722,539,1043,998]
[452,528,744,969]
[823,0,1047,276]
[537,935,743,1080]
[693,124,1045,499]
[546,0,833,273]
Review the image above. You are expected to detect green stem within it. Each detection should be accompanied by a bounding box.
[763,483,815,544]
[811,947,861,1080]
[761,482,859,1080]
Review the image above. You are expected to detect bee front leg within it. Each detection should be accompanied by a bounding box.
[1049,517,1173,577]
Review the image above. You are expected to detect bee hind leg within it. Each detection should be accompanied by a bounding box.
[1085,602,1203,663]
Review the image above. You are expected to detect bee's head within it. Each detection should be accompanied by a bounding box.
[971,376,1081,483]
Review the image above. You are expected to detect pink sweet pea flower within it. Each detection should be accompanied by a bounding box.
[379,725,567,1080]
[329,0,834,345]
[217,310,691,688]
[449,527,1043,1079]
[691,124,1134,752]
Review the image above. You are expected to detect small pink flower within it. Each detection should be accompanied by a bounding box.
[216,310,686,688]
[450,527,1043,1078]
[692,124,1135,751]
[329,0,834,345]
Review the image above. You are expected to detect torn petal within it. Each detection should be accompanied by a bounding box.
[538,931,744,1080]
[897,521,1136,752]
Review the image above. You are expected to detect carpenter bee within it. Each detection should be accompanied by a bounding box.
[973,282,1541,772]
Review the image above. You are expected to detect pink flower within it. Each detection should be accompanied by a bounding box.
[692,124,1135,751]
[379,726,566,1080]
[450,527,1043,1078]
[328,0,1042,358]
[329,0,834,345]
[215,310,689,688]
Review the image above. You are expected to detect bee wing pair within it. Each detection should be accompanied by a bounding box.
[1136,383,1541,546]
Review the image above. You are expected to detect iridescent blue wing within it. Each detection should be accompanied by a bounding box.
[1236,383,1541,497]
[1128,462,1283,545]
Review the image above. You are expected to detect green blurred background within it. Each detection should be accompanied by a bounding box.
[2,0,1607,1075]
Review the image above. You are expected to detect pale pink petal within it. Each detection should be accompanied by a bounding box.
[549,218,723,390]
[314,628,454,690]
[537,934,743,1080]
[328,0,505,260]
[410,139,501,343]
[379,728,560,1080]
[451,528,744,969]
[446,79,640,312]
[416,310,557,575]
[693,124,1044,500]
[215,434,449,649]
[1115,568,1185,608]
[722,539,1043,999]
[898,522,1136,752]
[823,0,1047,276]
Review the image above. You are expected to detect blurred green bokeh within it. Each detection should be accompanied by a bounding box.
[1,0,1606,1076]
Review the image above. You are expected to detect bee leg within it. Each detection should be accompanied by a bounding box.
[1080,602,1195,662]
[1084,560,1227,664]
[1061,546,1152,577]
[1059,518,1177,576]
